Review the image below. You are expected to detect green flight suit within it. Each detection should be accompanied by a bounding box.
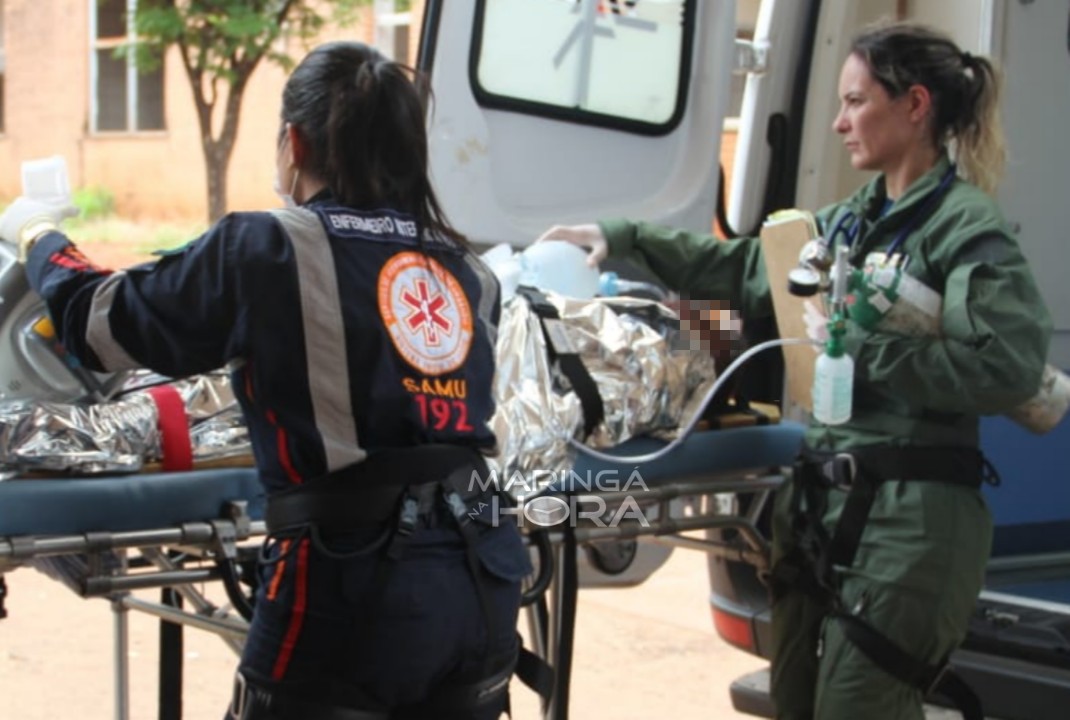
[599,157,1052,720]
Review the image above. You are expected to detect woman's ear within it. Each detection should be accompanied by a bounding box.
[286,124,307,167]
[905,83,933,124]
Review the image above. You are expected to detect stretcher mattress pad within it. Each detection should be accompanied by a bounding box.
[0,423,805,537]
[0,468,264,537]
[560,422,806,492]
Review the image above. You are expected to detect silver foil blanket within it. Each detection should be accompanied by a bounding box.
[489,292,717,494]
[0,372,249,478]
[0,296,715,483]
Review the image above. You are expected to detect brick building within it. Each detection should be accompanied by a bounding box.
[0,0,421,220]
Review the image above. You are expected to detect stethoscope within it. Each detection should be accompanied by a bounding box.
[826,164,958,261]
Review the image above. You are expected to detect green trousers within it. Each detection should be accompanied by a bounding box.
[769,472,992,720]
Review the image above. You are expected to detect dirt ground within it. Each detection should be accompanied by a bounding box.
[0,548,767,720]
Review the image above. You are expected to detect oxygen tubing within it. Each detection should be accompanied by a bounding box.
[566,337,820,464]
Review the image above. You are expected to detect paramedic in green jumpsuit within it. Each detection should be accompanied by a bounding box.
[537,22,1051,720]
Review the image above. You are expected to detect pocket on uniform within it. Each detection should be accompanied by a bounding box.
[475,523,533,583]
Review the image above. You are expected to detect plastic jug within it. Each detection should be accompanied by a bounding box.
[518,241,599,299]
[21,155,71,204]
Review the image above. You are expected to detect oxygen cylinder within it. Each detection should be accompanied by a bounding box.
[847,262,941,336]
[1007,365,1070,435]
[848,261,1068,434]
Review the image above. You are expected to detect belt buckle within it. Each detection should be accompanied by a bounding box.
[830,453,857,490]
[230,670,247,719]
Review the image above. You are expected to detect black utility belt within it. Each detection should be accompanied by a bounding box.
[796,444,990,490]
[265,445,487,534]
[266,481,408,534]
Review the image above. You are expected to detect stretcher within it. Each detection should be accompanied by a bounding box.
[0,421,805,720]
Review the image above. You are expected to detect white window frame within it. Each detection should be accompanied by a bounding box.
[89,0,163,134]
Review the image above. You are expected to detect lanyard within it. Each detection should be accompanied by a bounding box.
[883,164,958,258]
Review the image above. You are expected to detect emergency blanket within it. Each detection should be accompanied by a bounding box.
[0,372,249,478]
[0,296,716,484]
[489,292,717,495]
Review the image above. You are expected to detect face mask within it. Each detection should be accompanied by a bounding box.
[274,128,300,207]
[273,169,300,208]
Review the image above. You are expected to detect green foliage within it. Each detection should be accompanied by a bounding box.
[130,0,373,78]
[72,186,116,221]
[120,0,382,221]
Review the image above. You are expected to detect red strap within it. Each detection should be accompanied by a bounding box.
[146,385,194,472]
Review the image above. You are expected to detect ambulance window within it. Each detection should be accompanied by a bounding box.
[471,0,695,135]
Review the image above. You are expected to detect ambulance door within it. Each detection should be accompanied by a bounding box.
[417,0,738,247]
[993,0,1070,369]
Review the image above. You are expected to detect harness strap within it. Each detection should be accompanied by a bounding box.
[266,445,481,534]
[834,611,984,720]
[801,445,988,574]
[262,445,554,714]
[515,638,555,704]
[418,645,518,713]
[549,521,580,720]
[776,446,991,720]
[231,671,388,720]
[516,286,605,439]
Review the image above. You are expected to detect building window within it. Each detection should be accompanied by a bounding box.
[471,0,695,135]
[91,0,164,133]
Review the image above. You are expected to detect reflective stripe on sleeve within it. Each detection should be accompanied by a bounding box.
[270,208,365,471]
[85,271,142,371]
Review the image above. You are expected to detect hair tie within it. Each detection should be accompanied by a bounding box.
[961,50,974,67]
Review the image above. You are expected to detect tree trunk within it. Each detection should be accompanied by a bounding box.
[205,144,229,224]
[177,35,264,224]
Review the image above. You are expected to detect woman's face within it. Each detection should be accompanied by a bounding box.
[832,53,920,173]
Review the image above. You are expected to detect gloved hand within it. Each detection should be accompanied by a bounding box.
[802,299,829,353]
[0,196,79,262]
[534,224,608,268]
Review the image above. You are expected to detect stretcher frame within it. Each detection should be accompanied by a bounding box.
[0,422,803,720]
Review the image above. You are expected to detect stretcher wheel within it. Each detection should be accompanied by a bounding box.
[585,539,638,575]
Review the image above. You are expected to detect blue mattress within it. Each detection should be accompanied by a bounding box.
[0,468,264,537]
[562,422,805,491]
[0,423,805,538]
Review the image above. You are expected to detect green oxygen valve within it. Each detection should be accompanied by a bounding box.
[812,245,854,425]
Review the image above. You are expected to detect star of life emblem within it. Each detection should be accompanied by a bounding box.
[379,252,473,375]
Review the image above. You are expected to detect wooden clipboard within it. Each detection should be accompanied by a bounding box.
[759,210,819,414]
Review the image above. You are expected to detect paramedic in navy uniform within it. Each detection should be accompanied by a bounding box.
[0,42,530,720]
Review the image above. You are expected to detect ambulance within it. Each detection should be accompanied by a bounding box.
[418,1,1070,717]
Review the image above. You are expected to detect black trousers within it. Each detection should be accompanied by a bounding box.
[231,519,530,720]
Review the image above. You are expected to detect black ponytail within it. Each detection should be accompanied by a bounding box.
[281,42,467,244]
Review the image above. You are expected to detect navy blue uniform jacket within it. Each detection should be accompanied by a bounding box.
[25,195,501,493]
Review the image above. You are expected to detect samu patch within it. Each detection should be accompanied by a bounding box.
[378,252,473,375]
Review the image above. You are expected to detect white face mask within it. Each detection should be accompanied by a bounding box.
[273,169,300,208]
[274,128,300,207]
